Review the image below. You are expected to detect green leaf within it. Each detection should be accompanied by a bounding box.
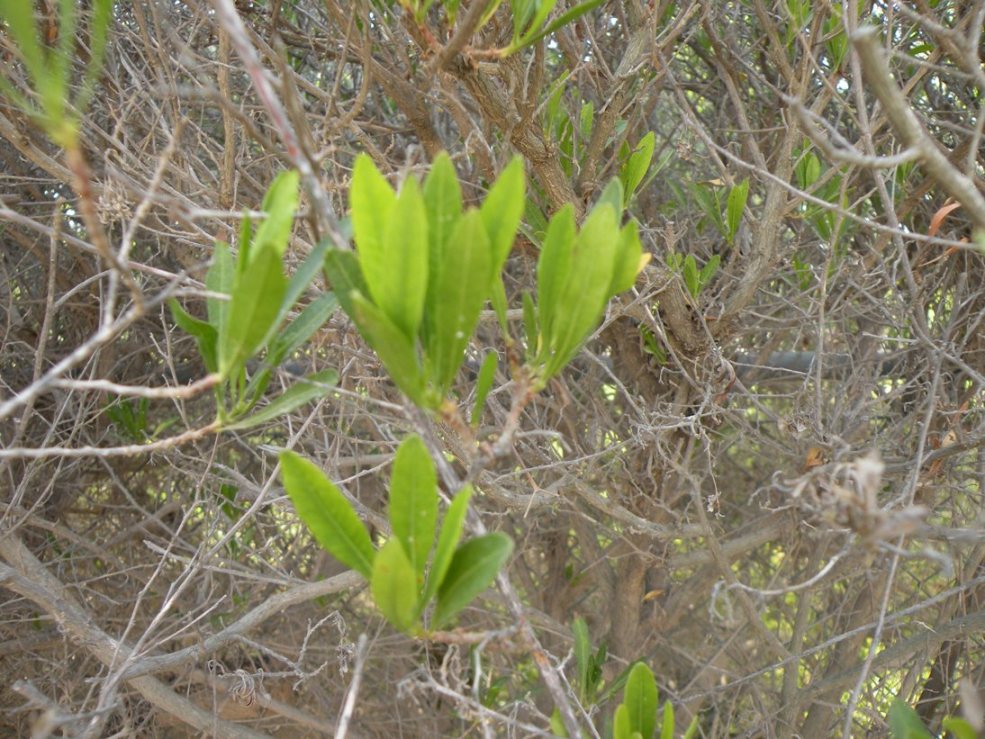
[471,351,498,427]
[536,205,576,343]
[253,170,299,259]
[690,183,726,237]
[682,254,700,298]
[579,101,594,141]
[609,220,644,295]
[169,300,218,374]
[367,176,429,340]
[479,157,525,273]
[549,708,568,737]
[268,292,339,367]
[423,152,463,262]
[509,0,606,52]
[595,177,625,215]
[350,154,396,281]
[206,241,234,337]
[682,714,700,739]
[620,132,655,202]
[660,700,674,739]
[237,211,254,272]
[421,484,472,609]
[350,291,427,406]
[541,205,619,377]
[424,209,492,392]
[941,718,978,739]
[371,538,419,632]
[433,532,512,628]
[324,248,369,321]
[221,244,287,376]
[796,149,821,189]
[278,238,332,328]
[491,275,510,334]
[279,451,375,579]
[573,617,592,702]
[388,435,438,582]
[725,178,749,244]
[699,254,721,292]
[522,290,539,359]
[223,369,338,430]
[613,704,632,739]
[624,662,658,739]
[888,699,934,739]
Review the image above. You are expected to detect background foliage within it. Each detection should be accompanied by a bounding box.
[1,0,985,736]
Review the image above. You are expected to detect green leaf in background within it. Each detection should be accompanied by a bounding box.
[795,147,822,189]
[237,211,254,272]
[421,484,472,610]
[425,209,492,391]
[471,351,498,427]
[388,435,438,581]
[479,157,525,272]
[253,170,299,259]
[371,538,419,632]
[221,245,287,376]
[620,132,655,202]
[433,531,512,628]
[887,699,934,739]
[536,205,576,342]
[579,101,594,141]
[572,617,592,703]
[683,254,700,298]
[279,451,375,579]
[223,369,338,430]
[206,241,234,338]
[699,254,721,291]
[508,0,606,53]
[168,300,218,374]
[725,178,749,244]
[350,291,427,405]
[623,662,658,739]
[690,182,726,237]
[941,717,978,739]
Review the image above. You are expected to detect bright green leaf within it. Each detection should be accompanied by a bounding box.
[613,704,632,739]
[480,157,525,273]
[609,220,644,295]
[323,248,369,321]
[942,717,978,739]
[508,0,606,53]
[595,177,625,215]
[573,617,592,703]
[279,451,375,579]
[725,178,749,244]
[421,484,472,610]
[424,209,492,392]
[888,699,934,739]
[206,241,234,337]
[223,369,338,430]
[423,152,463,262]
[371,538,420,632]
[624,662,658,739]
[660,700,674,739]
[683,254,700,298]
[221,244,287,375]
[433,532,513,628]
[389,435,438,581]
[536,205,576,343]
[620,132,655,202]
[253,170,299,259]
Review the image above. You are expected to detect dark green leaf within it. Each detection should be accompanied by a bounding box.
[223,369,338,430]
[421,485,472,609]
[278,238,331,328]
[624,663,658,739]
[388,435,438,582]
[279,451,375,579]
[371,538,419,632]
[471,351,498,427]
[433,532,512,628]
[683,254,700,298]
[511,0,606,52]
[221,244,287,376]
[169,300,218,374]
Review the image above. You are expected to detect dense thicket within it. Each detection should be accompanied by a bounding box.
[2,1,984,736]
